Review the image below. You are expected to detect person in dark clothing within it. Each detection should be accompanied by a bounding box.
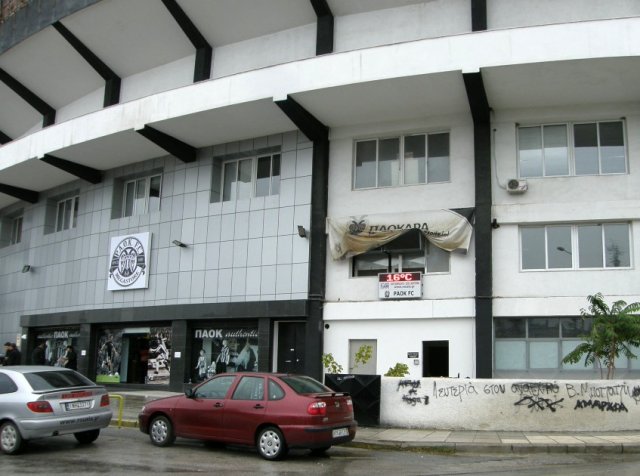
[4,342,21,365]
[32,342,47,365]
[63,345,78,370]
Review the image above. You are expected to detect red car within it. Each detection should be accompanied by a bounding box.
[138,372,356,460]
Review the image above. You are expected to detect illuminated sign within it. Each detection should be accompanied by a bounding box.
[378,272,422,299]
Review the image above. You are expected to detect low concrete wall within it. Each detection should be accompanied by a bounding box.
[380,378,640,431]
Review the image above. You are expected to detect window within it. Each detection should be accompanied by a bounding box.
[221,153,280,201]
[352,231,449,277]
[123,174,161,217]
[518,120,626,177]
[194,375,235,399]
[495,317,597,372]
[354,132,449,189]
[56,196,79,231]
[520,223,630,270]
[232,376,264,401]
[10,215,22,245]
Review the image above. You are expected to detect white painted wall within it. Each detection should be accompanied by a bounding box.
[492,104,640,312]
[382,377,640,431]
[322,318,475,379]
[334,0,470,53]
[325,116,476,303]
[488,0,640,30]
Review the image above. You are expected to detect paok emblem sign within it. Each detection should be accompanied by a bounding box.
[109,236,147,287]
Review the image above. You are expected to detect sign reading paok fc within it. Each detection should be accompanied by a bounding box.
[108,232,151,290]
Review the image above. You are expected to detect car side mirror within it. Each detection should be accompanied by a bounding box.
[185,388,195,398]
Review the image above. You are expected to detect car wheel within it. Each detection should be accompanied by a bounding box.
[0,421,25,455]
[74,429,100,444]
[149,415,176,447]
[257,426,288,461]
[310,446,331,456]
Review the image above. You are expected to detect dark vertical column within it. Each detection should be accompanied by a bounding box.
[463,72,493,378]
[169,320,188,391]
[306,139,329,380]
[257,317,271,372]
[76,323,93,378]
[471,0,488,31]
[310,0,334,55]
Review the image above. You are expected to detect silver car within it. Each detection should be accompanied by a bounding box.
[0,366,113,454]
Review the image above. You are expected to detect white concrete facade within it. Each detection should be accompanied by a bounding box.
[1,1,639,386]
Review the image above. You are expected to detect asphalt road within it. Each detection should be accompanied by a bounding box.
[2,426,640,475]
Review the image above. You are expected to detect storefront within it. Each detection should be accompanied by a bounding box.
[32,327,80,367]
[20,300,310,391]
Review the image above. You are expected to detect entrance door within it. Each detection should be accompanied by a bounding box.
[276,322,305,374]
[423,340,449,377]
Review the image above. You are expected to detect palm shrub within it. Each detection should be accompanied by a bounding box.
[562,293,640,379]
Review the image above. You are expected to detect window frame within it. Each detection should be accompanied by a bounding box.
[220,153,281,202]
[10,215,23,245]
[519,222,632,271]
[352,240,450,277]
[55,195,79,232]
[517,119,627,178]
[494,317,596,372]
[353,131,450,190]
[122,174,162,218]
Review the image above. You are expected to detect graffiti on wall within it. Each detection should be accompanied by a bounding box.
[395,379,640,414]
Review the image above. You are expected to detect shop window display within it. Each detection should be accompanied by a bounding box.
[191,327,258,382]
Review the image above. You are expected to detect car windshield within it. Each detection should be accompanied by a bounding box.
[24,370,95,391]
[280,375,331,394]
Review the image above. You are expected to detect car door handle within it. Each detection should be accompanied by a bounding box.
[214,402,224,408]
[253,404,264,409]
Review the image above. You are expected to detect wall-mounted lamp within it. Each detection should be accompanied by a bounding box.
[557,246,572,255]
[491,218,500,229]
[21,265,31,273]
[297,225,307,238]
[172,240,187,248]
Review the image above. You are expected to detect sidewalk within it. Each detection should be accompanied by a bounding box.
[108,390,640,455]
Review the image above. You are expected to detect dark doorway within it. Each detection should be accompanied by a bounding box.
[277,322,305,374]
[127,335,149,384]
[423,340,449,377]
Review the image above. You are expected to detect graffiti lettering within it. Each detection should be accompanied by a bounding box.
[587,385,628,400]
[511,382,559,396]
[514,396,564,412]
[397,380,421,391]
[632,386,640,405]
[433,382,478,402]
[402,395,430,406]
[483,384,505,395]
[574,399,628,413]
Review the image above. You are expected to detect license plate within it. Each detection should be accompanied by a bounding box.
[66,400,92,410]
[332,427,349,438]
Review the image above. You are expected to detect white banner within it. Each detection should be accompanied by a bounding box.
[327,209,473,260]
[107,232,151,290]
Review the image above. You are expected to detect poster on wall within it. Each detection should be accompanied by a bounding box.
[146,327,171,385]
[96,329,123,383]
[34,328,80,367]
[192,327,258,382]
[107,232,151,290]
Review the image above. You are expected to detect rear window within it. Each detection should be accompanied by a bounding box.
[280,375,330,394]
[24,370,95,391]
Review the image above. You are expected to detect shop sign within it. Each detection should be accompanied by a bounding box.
[107,232,151,290]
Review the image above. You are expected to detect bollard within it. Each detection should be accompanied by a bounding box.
[109,394,124,428]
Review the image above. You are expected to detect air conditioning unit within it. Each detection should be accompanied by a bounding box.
[507,179,528,194]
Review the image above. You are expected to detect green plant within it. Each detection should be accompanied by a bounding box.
[384,363,410,377]
[562,293,640,379]
[321,353,343,374]
[353,344,373,370]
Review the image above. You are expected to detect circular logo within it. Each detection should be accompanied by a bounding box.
[109,236,146,287]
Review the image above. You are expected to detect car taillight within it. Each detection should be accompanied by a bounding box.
[307,401,327,416]
[346,398,353,406]
[100,394,110,407]
[27,401,54,413]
